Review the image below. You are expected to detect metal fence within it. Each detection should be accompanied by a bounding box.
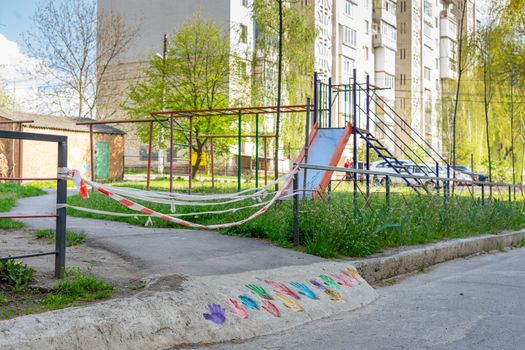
[291,163,525,245]
[0,130,67,279]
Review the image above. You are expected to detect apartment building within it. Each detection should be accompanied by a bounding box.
[97,0,255,167]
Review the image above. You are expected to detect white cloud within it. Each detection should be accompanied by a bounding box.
[0,33,77,115]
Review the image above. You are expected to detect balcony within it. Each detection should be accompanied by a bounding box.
[440,58,458,80]
[440,18,457,39]
[373,2,397,26]
[372,33,396,50]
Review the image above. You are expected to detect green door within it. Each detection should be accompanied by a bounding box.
[95,141,110,179]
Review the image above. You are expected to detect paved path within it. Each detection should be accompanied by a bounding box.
[194,248,525,350]
[10,190,322,276]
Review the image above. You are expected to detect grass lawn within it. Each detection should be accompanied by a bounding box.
[0,183,45,229]
[67,185,525,258]
[32,229,86,247]
[111,176,259,193]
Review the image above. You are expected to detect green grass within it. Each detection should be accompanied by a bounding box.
[23,180,76,189]
[0,183,45,229]
[33,229,86,247]
[0,292,7,305]
[67,188,525,258]
[111,176,258,193]
[40,268,114,310]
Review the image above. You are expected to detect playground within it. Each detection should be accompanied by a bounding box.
[1,71,525,348]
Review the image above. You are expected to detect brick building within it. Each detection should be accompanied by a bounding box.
[0,108,125,180]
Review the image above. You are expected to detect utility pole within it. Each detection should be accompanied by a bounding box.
[274,0,283,190]
[509,61,516,199]
[158,33,168,175]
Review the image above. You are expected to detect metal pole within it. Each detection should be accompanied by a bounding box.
[385,176,390,212]
[255,113,259,188]
[365,74,370,198]
[189,116,193,195]
[481,183,485,206]
[293,165,300,245]
[210,139,215,191]
[319,81,323,127]
[89,124,95,182]
[146,121,153,191]
[471,153,475,200]
[17,122,22,179]
[313,72,318,125]
[508,185,512,204]
[352,68,358,205]
[264,137,268,185]
[303,98,311,197]
[238,110,242,192]
[169,114,174,192]
[436,162,440,196]
[55,139,67,279]
[328,77,332,128]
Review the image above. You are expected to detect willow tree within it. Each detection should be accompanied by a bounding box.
[125,15,236,177]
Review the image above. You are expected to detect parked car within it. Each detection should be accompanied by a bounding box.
[452,165,487,182]
[370,160,417,185]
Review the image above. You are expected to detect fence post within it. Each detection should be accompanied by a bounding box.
[385,176,390,212]
[352,68,358,206]
[508,185,512,204]
[481,183,485,206]
[293,165,300,245]
[436,162,440,196]
[55,139,67,279]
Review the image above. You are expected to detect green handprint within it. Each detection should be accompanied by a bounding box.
[246,284,273,300]
[319,275,340,290]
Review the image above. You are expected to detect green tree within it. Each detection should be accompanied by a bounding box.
[125,15,238,177]
[251,0,317,162]
[0,81,15,109]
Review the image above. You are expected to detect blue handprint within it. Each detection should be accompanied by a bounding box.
[203,304,226,325]
[289,282,318,299]
[239,295,259,310]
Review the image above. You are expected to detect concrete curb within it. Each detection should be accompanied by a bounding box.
[0,262,377,350]
[352,230,525,283]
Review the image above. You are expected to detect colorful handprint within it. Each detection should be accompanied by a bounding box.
[310,279,344,302]
[226,298,249,319]
[246,284,273,300]
[274,292,304,312]
[289,282,318,299]
[346,267,362,282]
[265,280,300,299]
[261,300,281,317]
[331,273,354,287]
[239,295,259,310]
[203,304,226,324]
[320,275,340,290]
[341,270,359,284]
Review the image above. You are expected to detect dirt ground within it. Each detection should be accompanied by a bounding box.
[0,228,185,319]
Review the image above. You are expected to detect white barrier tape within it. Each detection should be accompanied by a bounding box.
[61,167,299,229]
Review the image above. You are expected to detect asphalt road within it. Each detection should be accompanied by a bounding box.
[10,190,323,276]
[195,248,525,350]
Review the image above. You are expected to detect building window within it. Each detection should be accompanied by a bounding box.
[242,0,249,7]
[400,22,406,34]
[400,48,406,59]
[385,73,394,88]
[435,58,438,69]
[423,0,432,17]
[365,20,369,34]
[363,46,369,60]
[424,66,431,80]
[381,22,396,41]
[240,24,248,43]
[424,21,432,38]
[343,56,355,75]
[343,26,357,47]
[345,0,354,16]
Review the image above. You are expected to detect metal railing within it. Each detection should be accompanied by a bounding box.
[291,163,525,245]
[0,130,67,279]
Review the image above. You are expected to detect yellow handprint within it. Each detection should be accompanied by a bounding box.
[324,288,345,303]
[275,292,304,312]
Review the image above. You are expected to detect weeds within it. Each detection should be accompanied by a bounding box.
[40,268,114,310]
[0,259,34,291]
[67,191,525,259]
[0,291,7,305]
[33,229,86,247]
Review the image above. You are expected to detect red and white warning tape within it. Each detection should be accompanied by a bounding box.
[58,168,298,229]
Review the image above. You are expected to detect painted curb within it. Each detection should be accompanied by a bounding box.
[352,229,525,283]
[0,262,377,350]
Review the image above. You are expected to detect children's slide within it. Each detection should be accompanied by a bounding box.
[295,123,353,198]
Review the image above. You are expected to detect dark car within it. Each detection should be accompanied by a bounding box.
[452,166,487,182]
